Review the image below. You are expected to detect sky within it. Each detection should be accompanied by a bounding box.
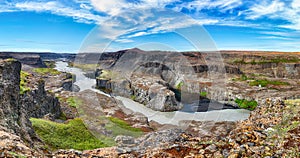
[0,0,300,53]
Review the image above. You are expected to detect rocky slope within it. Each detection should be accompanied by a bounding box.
[52,98,300,157]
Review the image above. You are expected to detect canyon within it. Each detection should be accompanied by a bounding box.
[0,49,299,157]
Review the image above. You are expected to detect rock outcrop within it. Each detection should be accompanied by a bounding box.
[0,59,24,135]
[0,59,62,155]
[20,80,61,119]
[0,53,46,67]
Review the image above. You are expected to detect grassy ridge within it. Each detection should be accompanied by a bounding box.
[249,79,289,87]
[33,68,61,75]
[30,118,108,150]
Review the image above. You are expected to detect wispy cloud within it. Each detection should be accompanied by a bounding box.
[114,38,134,43]
[245,0,285,20]
[14,1,105,24]
[1,0,300,43]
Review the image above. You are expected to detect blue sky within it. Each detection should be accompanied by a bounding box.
[0,0,300,53]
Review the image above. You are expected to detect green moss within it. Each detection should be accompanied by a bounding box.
[33,68,61,75]
[20,71,31,94]
[58,112,67,120]
[130,95,136,100]
[235,99,258,111]
[108,117,142,133]
[66,97,83,108]
[200,91,207,97]
[5,58,17,63]
[249,79,289,87]
[175,81,184,90]
[30,118,108,150]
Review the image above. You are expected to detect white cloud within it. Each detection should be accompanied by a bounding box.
[114,38,134,43]
[245,0,285,19]
[90,0,128,16]
[15,1,105,24]
[291,0,300,9]
[127,31,149,38]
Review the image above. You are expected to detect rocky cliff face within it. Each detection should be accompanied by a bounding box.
[0,59,37,144]
[0,59,23,134]
[0,53,46,67]
[20,80,61,119]
[0,59,61,147]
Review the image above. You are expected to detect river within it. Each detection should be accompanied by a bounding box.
[55,61,250,125]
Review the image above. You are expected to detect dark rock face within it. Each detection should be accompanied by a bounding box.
[0,59,62,145]
[20,80,61,119]
[0,59,22,134]
[0,53,46,67]
[61,81,80,92]
[0,59,37,144]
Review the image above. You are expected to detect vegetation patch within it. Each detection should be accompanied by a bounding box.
[30,118,108,151]
[20,71,31,94]
[175,81,184,90]
[108,117,142,133]
[66,97,83,108]
[285,99,300,106]
[130,95,137,101]
[232,57,300,65]
[232,74,254,81]
[71,63,98,71]
[33,68,61,75]
[97,70,119,80]
[249,79,289,87]
[235,98,258,111]
[44,61,56,68]
[200,91,207,97]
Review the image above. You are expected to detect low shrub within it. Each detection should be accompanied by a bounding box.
[235,98,258,111]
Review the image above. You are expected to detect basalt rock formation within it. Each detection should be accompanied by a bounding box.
[0,59,62,156]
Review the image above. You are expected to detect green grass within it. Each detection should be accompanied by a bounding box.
[249,79,289,87]
[97,70,117,80]
[130,95,137,101]
[235,98,258,111]
[232,74,254,81]
[108,117,143,133]
[20,71,31,94]
[200,91,207,97]
[44,61,56,68]
[66,97,83,108]
[175,81,184,90]
[33,68,61,75]
[30,118,108,151]
[233,57,299,65]
[71,63,99,71]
